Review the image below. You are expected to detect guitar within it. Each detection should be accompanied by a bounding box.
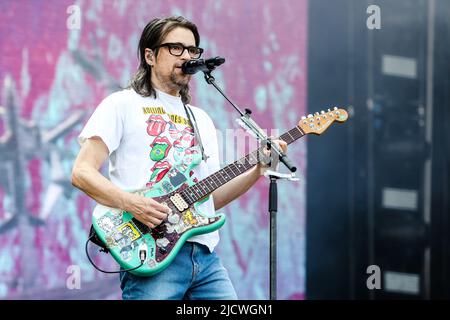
[90,108,348,276]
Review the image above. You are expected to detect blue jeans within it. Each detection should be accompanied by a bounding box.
[119,242,237,300]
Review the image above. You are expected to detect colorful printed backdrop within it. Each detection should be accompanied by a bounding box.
[0,0,307,299]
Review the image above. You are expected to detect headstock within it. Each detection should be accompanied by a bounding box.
[298,107,348,135]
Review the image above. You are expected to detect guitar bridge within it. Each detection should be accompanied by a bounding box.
[170,193,189,212]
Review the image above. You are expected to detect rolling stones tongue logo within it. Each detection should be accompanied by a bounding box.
[173,127,196,149]
[146,115,167,136]
[147,160,172,187]
[178,148,199,172]
[168,122,180,139]
[149,136,172,161]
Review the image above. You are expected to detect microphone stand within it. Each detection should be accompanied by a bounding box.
[202,68,298,300]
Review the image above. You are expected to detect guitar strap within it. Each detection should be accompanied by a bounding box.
[183,103,209,162]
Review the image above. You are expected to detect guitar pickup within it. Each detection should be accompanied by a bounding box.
[169,193,189,211]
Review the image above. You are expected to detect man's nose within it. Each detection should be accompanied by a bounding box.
[181,48,192,60]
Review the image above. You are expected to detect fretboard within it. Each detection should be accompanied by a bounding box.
[180,125,305,205]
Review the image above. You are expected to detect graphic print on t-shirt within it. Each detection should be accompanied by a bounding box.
[144,106,202,191]
[149,136,172,161]
[146,114,167,136]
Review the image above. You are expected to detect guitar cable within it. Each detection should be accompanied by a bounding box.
[85,235,147,274]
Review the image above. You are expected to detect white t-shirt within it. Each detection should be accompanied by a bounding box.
[78,88,221,251]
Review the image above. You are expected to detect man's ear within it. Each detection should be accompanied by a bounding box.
[145,48,154,67]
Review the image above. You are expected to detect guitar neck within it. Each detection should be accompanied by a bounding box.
[180,126,305,205]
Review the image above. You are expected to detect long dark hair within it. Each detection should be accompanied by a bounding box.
[129,16,200,104]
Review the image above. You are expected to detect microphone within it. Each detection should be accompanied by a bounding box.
[182,56,225,74]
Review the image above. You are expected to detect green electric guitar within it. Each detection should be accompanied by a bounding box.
[89,108,348,276]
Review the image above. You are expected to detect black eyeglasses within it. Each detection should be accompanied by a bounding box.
[154,42,204,59]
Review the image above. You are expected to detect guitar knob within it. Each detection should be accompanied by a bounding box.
[307,114,313,118]
[320,110,325,114]
[301,116,306,120]
[333,107,338,110]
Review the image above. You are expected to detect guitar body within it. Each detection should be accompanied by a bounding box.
[92,159,226,277]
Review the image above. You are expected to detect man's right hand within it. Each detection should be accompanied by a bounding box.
[125,193,170,229]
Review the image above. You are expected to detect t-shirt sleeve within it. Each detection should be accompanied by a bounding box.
[78,93,124,155]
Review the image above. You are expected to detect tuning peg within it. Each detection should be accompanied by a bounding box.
[333,107,338,110]
[315,112,319,116]
[301,116,306,120]
[320,110,325,114]
[327,108,331,112]
[307,114,313,118]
